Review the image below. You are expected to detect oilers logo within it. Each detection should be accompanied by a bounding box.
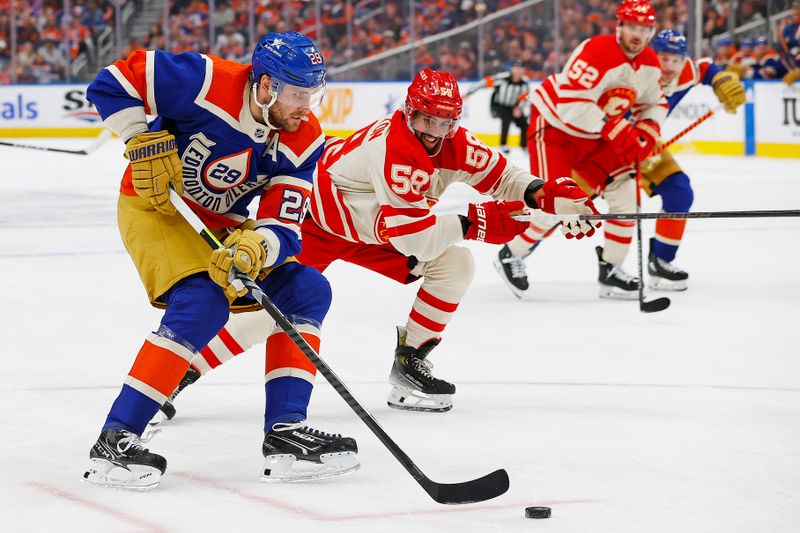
[181,132,263,212]
[598,86,637,117]
[204,149,251,191]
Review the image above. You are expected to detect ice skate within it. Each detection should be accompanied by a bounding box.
[83,429,166,491]
[493,244,529,299]
[596,246,639,300]
[648,239,688,291]
[149,366,201,425]
[388,327,455,412]
[260,422,359,482]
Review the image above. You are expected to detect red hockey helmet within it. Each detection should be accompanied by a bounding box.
[405,68,463,126]
[616,0,657,26]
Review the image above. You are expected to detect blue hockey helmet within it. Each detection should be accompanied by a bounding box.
[753,36,769,47]
[251,31,326,89]
[717,36,734,47]
[652,29,687,56]
[739,38,755,49]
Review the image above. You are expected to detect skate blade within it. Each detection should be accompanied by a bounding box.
[82,459,162,491]
[260,452,360,483]
[492,259,526,299]
[387,385,453,413]
[648,277,688,291]
[598,285,639,300]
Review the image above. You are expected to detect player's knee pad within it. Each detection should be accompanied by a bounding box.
[654,172,694,213]
[604,176,637,213]
[160,275,230,350]
[265,262,332,326]
[421,246,475,297]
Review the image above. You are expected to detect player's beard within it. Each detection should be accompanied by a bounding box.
[267,102,308,132]
[415,131,444,156]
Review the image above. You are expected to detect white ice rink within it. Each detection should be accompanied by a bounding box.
[1,137,798,532]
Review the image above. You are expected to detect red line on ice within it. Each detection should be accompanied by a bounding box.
[24,481,169,533]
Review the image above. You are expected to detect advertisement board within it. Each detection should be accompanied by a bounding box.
[753,81,800,157]
[0,81,797,158]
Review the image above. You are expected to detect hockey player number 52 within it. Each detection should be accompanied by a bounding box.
[390,165,430,197]
[567,59,599,89]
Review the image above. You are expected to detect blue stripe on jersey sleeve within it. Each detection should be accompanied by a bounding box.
[86,68,143,121]
[151,51,207,120]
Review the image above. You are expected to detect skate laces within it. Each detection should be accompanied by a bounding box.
[412,357,440,380]
[115,428,160,454]
[609,266,638,284]
[655,257,682,273]
[500,254,527,279]
[273,421,341,439]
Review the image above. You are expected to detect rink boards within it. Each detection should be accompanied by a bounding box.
[0,80,798,158]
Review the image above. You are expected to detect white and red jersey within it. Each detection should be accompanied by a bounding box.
[309,110,533,261]
[530,34,668,139]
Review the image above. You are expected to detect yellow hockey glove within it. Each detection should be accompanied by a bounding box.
[209,229,267,299]
[784,69,800,85]
[124,130,183,215]
[712,71,746,114]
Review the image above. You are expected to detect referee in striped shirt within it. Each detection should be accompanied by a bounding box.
[465,59,530,155]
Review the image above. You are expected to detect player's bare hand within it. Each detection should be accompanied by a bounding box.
[125,130,183,215]
[539,177,601,239]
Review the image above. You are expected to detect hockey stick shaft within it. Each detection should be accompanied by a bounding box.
[649,105,721,158]
[168,189,509,504]
[514,209,800,224]
[0,129,111,155]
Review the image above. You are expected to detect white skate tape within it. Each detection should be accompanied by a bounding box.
[147,410,169,426]
[82,458,162,491]
[260,452,360,483]
[598,284,639,300]
[387,384,453,413]
[648,275,688,291]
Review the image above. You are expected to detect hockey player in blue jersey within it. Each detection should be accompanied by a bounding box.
[83,31,358,490]
[638,29,745,289]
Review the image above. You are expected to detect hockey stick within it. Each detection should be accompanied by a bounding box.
[649,105,722,158]
[634,159,670,313]
[0,128,112,155]
[513,209,800,224]
[168,188,509,505]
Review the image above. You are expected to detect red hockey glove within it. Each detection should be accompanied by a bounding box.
[601,116,637,155]
[632,119,660,160]
[601,117,661,161]
[465,200,527,244]
[540,177,601,239]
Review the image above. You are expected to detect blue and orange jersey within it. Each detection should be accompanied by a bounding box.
[752,51,789,79]
[87,50,325,267]
[662,57,721,114]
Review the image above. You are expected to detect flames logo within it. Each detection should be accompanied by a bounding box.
[598,87,637,117]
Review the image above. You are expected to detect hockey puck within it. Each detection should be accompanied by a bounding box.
[525,506,551,519]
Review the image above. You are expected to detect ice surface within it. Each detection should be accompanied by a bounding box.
[0,138,798,532]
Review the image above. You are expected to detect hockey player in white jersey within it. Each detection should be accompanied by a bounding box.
[159,69,600,416]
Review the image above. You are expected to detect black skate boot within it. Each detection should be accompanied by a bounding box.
[388,326,455,412]
[261,422,359,482]
[648,239,689,291]
[493,244,529,299]
[150,366,201,425]
[83,429,166,491]
[596,246,639,300]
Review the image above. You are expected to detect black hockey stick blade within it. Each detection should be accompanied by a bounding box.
[640,296,671,313]
[421,468,510,504]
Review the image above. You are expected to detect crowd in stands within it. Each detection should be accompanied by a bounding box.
[1,0,798,84]
[0,0,114,83]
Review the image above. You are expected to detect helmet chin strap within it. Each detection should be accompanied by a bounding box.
[252,82,279,131]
